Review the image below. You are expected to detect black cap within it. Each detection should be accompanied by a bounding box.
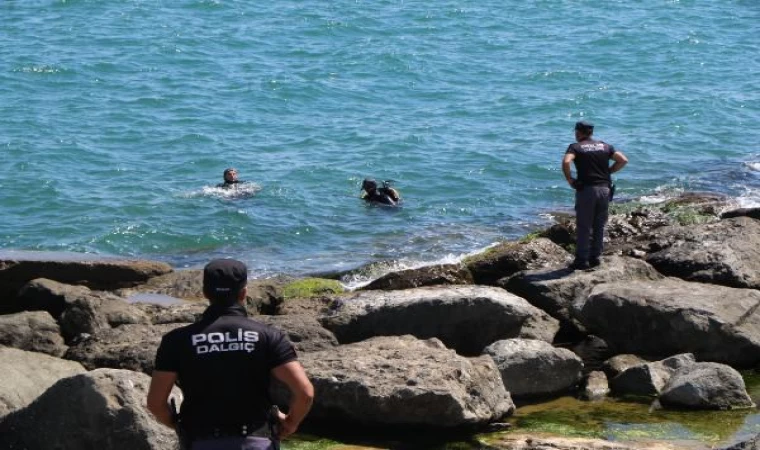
[574,121,594,132]
[223,167,236,175]
[203,259,248,304]
[362,178,377,191]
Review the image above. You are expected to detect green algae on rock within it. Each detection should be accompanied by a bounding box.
[282,278,345,300]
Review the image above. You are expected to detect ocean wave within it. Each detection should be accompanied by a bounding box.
[744,162,760,173]
[638,185,685,204]
[339,245,495,291]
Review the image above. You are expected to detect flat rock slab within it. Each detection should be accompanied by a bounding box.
[320,285,559,355]
[576,278,760,367]
[0,347,85,419]
[490,433,685,450]
[0,250,172,312]
[298,335,515,427]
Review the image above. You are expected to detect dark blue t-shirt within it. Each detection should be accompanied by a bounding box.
[154,304,297,431]
[566,139,617,186]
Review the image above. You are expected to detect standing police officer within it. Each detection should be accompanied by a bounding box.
[562,121,628,270]
[147,259,314,450]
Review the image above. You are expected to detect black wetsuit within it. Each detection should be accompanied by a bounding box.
[217,180,243,189]
[363,188,399,206]
[154,304,296,444]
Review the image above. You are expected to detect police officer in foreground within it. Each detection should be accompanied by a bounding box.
[562,121,628,270]
[147,259,314,450]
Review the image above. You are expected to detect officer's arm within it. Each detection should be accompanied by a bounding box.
[147,370,179,429]
[272,361,314,438]
[562,153,576,187]
[610,151,628,174]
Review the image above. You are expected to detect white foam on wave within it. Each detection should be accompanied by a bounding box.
[637,185,685,204]
[734,187,760,209]
[181,183,262,200]
[744,161,760,173]
[340,243,498,291]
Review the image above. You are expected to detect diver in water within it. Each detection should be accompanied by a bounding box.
[217,168,244,189]
[361,178,400,206]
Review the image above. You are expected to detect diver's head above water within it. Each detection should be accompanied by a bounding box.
[361,178,378,194]
[223,168,238,183]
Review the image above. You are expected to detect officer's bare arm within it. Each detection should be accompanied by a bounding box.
[610,151,628,174]
[562,153,576,187]
[147,370,179,429]
[272,361,314,438]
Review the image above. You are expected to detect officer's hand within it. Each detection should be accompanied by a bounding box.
[567,178,577,189]
[277,410,299,439]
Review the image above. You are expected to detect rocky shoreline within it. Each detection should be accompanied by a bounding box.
[1,193,759,450]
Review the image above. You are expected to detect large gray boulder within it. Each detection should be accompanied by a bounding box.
[0,368,179,450]
[645,217,760,289]
[64,323,188,374]
[483,338,583,399]
[0,311,67,357]
[0,251,172,313]
[575,278,760,367]
[15,278,93,318]
[659,362,755,410]
[255,314,338,353]
[361,263,473,291]
[609,354,695,397]
[502,256,662,339]
[465,238,572,286]
[297,335,514,427]
[0,347,85,418]
[320,285,559,355]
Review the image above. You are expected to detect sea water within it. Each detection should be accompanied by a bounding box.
[2,1,760,447]
[2,0,759,282]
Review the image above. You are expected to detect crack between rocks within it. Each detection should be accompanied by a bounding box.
[735,297,760,327]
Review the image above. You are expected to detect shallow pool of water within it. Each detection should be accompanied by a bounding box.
[284,370,760,450]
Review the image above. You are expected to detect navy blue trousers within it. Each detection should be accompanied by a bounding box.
[575,184,610,262]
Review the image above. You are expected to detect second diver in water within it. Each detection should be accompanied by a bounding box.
[361,178,401,206]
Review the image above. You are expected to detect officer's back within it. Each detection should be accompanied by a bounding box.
[148,259,314,450]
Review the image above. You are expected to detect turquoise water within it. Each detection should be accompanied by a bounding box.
[2,0,760,281]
